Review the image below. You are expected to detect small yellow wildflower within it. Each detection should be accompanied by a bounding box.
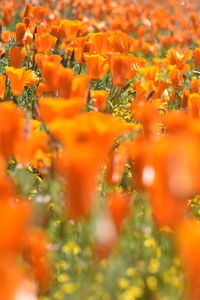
[146,276,158,291]
[120,286,143,300]
[144,238,156,248]
[173,258,180,267]
[137,279,144,287]
[62,282,76,294]
[57,273,69,283]
[156,247,161,258]
[148,259,160,274]
[97,184,102,191]
[56,260,69,270]
[100,259,108,268]
[49,203,55,209]
[53,291,63,299]
[170,276,181,287]
[126,267,137,277]
[53,220,61,227]
[62,242,80,255]
[118,277,129,289]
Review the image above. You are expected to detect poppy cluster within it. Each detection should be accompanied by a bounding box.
[0,0,200,299]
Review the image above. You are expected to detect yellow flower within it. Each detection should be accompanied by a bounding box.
[156,247,161,258]
[126,267,137,277]
[57,273,69,283]
[144,238,156,248]
[53,291,63,299]
[62,242,80,255]
[148,259,160,274]
[170,276,181,287]
[62,282,76,294]
[118,277,129,289]
[120,286,143,300]
[146,276,158,291]
[56,260,69,271]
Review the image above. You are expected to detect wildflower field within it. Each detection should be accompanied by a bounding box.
[1,0,200,299]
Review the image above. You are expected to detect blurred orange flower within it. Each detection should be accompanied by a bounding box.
[84,54,109,80]
[9,47,26,68]
[5,67,39,96]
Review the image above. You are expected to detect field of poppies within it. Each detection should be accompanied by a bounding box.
[1,0,200,299]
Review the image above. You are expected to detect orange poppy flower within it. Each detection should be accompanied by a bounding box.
[132,108,200,229]
[16,23,26,47]
[166,48,192,70]
[89,32,109,56]
[188,94,200,119]
[15,120,50,168]
[40,61,61,94]
[2,31,16,44]
[0,48,5,59]
[0,74,6,99]
[132,137,189,229]
[36,82,45,98]
[23,229,52,290]
[106,140,132,185]
[111,54,146,86]
[91,90,109,111]
[158,34,175,48]
[9,47,26,68]
[137,25,147,38]
[50,111,131,219]
[59,20,80,40]
[23,3,32,19]
[191,78,200,94]
[107,192,131,233]
[23,69,39,86]
[181,89,190,109]
[31,5,51,23]
[70,74,89,99]
[58,68,74,98]
[0,102,23,158]
[59,20,87,41]
[2,3,13,26]
[131,80,169,111]
[139,66,158,81]
[106,31,134,54]
[84,54,109,80]
[65,35,89,63]
[35,54,62,70]
[131,102,160,139]
[50,25,60,38]
[170,67,183,89]
[5,67,39,96]
[142,42,158,55]
[0,257,24,300]
[39,97,85,123]
[0,201,32,253]
[35,33,57,54]
[194,48,200,66]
